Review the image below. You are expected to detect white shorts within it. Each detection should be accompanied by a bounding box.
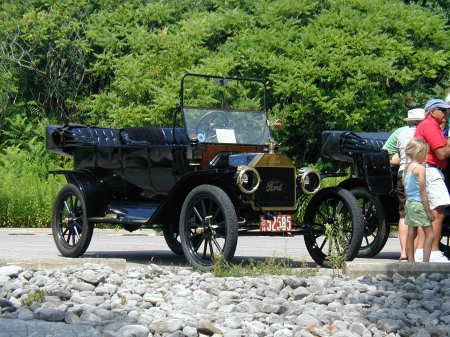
[426,166,450,210]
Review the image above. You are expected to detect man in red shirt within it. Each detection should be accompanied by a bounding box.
[415,98,450,262]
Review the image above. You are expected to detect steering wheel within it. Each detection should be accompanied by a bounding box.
[195,110,230,142]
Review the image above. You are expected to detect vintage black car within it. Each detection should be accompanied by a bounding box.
[46,73,365,270]
[321,130,450,258]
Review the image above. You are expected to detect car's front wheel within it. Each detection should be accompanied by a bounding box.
[179,184,238,271]
[51,184,93,257]
[303,187,364,267]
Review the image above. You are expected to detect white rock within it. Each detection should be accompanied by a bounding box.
[0,266,23,278]
[118,325,150,337]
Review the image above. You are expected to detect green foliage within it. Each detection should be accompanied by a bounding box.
[0,112,67,227]
[404,0,450,22]
[21,290,47,307]
[0,70,17,123]
[270,0,450,162]
[0,146,66,227]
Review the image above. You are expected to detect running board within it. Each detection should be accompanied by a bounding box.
[88,202,159,225]
[87,217,149,225]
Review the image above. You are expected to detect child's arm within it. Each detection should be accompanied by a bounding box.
[415,165,434,222]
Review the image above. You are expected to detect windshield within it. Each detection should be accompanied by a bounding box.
[180,74,270,145]
[184,107,270,145]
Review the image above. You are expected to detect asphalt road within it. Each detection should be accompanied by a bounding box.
[0,227,401,268]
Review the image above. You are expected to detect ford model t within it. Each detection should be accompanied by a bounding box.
[321,130,450,258]
[46,73,365,270]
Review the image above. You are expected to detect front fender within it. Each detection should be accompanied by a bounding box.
[150,170,237,226]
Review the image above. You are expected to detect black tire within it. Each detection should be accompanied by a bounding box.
[303,187,364,267]
[351,187,389,258]
[440,228,450,258]
[163,224,183,255]
[179,184,238,271]
[51,184,93,257]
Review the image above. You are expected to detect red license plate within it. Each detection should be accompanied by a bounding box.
[259,214,292,232]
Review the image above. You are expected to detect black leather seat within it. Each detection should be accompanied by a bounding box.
[121,127,166,145]
[62,126,122,146]
[121,127,189,145]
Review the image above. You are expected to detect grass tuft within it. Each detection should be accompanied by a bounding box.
[21,290,47,307]
[324,220,348,277]
[212,256,317,278]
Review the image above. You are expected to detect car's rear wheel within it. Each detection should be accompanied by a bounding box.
[52,184,93,257]
[351,187,389,258]
[304,187,364,267]
[179,184,238,271]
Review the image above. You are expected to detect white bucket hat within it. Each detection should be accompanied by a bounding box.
[404,108,425,122]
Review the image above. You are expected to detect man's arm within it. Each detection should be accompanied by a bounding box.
[390,152,400,166]
[433,145,450,160]
[382,126,405,154]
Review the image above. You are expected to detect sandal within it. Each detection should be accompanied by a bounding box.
[399,257,408,262]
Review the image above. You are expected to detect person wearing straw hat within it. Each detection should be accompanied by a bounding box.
[414,98,450,262]
[392,108,425,261]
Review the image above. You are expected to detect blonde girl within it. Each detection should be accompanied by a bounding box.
[404,138,434,262]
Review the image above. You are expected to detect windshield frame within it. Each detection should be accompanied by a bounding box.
[174,73,270,146]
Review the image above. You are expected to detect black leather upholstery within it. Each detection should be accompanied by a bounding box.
[121,127,189,145]
[121,127,166,145]
[63,127,122,146]
[51,125,190,147]
[321,130,390,162]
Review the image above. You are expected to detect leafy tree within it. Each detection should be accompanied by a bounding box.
[0,0,449,161]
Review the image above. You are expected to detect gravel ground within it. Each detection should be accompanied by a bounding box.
[0,263,449,337]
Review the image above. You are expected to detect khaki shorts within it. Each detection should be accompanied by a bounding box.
[397,170,406,218]
[405,200,432,227]
[426,166,450,210]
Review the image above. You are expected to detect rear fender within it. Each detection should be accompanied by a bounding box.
[339,177,398,224]
[150,170,237,226]
[49,169,109,217]
[338,178,367,191]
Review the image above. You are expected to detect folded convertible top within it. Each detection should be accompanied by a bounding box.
[321,130,391,163]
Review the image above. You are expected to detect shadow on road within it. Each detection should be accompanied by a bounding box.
[83,250,318,268]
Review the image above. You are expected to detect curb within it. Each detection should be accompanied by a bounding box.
[0,257,126,271]
[0,227,160,236]
[344,259,450,278]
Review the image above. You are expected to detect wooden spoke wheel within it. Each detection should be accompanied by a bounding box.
[179,184,238,270]
[351,187,389,258]
[163,223,183,255]
[51,184,93,257]
[304,187,364,267]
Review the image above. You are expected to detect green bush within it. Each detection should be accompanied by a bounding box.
[0,147,66,227]
[0,112,67,227]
